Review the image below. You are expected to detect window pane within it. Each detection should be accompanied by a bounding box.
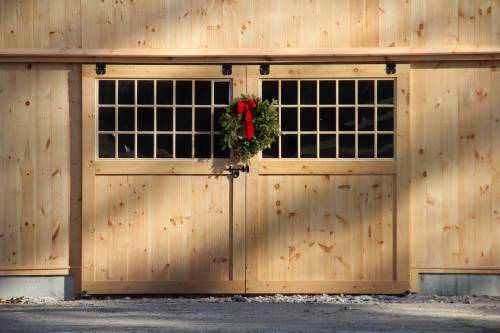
[319,134,336,158]
[118,107,134,131]
[98,107,115,131]
[99,80,115,105]
[281,134,298,158]
[176,107,192,131]
[319,107,335,131]
[157,107,173,131]
[300,107,317,131]
[118,134,135,158]
[300,134,317,158]
[262,81,279,103]
[214,81,231,105]
[138,134,154,158]
[137,80,154,105]
[176,81,192,105]
[195,81,211,105]
[358,107,374,131]
[281,81,298,105]
[358,134,374,158]
[377,134,394,158]
[194,134,211,158]
[137,107,154,131]
[339,107,355,131]
[377,107,394,131]
[157,80,173,105]
[195,107,211,131]
[262,141,278,158]
[118,80,134,104]
[319,80,336,105]
[300,80,317,105]
[338,134,355,158]
[377,80,394,104]
[213,134,230,158]
[99,134,115,158]
[214,107,225,131]
[156,134,173,158]
[175,134,192,158]
[281,107,297,131]
[358,80,374,104]
[339,80,355,104]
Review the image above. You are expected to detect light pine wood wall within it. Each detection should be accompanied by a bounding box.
[1,0,498,49]
[410,61,500,286]
[0,64,80,275]
[0,1,499,290]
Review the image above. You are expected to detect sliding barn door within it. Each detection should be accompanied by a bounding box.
[82,65,246,293]
[246,65,410,293]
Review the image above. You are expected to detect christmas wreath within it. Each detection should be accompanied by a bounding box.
[220,95,280,162]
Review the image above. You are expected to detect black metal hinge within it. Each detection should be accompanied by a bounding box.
[260,64,270,75]
[385,62,396,75]
[96,63,106,75]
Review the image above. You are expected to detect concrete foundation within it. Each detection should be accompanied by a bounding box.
[0,276,74,301]
[419,274,500,296]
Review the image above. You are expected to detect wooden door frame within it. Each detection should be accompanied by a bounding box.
[82,65,247,293]
[245,64,410,294]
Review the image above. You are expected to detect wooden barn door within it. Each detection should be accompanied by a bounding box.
[82,65,246,294]
[245,65,410,293]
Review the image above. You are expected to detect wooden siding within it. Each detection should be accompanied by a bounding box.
[90,175,240,282]
[0,0,498,292]
[409,61,500,288]
[0,64,72,273]
[251,175,395,282]
[0,0,498,49]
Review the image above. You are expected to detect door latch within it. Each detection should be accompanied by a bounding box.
[224,164,249,179]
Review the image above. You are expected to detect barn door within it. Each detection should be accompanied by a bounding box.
[245,65,410,293]
[82,65,246,294]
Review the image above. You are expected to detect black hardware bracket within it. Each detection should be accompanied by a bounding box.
[385,62,396,75]
[260,64,270,75]
[224,164,250,179]
[96,63,106,75]
[222,64,232,75]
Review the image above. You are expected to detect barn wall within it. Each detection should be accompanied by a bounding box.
[0,0,499,291]
[0,64,77,275]
[1,0,499,49]
[409,61,500,286]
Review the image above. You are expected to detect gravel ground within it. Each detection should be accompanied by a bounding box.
[0,294,499,332]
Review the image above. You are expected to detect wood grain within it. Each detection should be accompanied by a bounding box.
[0,64,70,273]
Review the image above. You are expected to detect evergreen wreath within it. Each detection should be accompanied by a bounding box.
[220,95,280,162]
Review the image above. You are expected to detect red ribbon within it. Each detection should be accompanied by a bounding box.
[236,99,256,139]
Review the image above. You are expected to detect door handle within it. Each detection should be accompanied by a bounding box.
[224,164,249,179]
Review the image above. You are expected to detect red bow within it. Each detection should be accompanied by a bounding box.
[236,99,256,139]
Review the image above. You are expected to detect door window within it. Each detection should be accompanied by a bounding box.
[97,79,231,159]
[261,79,395,159]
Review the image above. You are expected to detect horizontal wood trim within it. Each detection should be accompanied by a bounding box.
[0,268,70,276]
[83,281,245,294]
[245,281,409,294]
[258,160,396,175]
[1,47,499,64]
[94,160,232,175]
[248,64,409,78]
[82,64,246,79]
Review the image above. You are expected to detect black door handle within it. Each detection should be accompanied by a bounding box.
[224,164,249,179]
